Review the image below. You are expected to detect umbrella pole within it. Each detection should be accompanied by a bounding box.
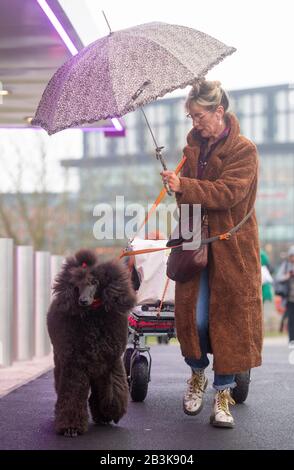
[140,108,172,196]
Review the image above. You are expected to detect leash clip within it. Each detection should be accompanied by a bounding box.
[219,232,232,241]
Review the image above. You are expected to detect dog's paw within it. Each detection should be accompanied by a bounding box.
[92,414,112,425]
[62,427,80,438]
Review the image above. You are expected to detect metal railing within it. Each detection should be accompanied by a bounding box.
[0,238,64,367]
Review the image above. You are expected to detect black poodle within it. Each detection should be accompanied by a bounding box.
[47,249,136,437]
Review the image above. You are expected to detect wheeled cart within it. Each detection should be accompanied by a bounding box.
[124,303,175,402]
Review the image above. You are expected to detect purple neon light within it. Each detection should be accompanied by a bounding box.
[36,0,78,56]
[35,0,123,133]
[0,124,124,133]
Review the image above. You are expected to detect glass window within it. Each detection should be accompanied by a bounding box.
[289,112,294,141]
[156,125,169,147]
[252,115,265,143]
[156,104,168,126]
[275,91,287,112]
[289,90,294,109]
[144,103,168,126]
[229,95,237,113]
[252,93,265,114]
[124,111,137,128]
[175,99,186,121]
[275,113,287,142]
[175,121,191,148]
[115,138,127,156]
[144,127,155,153]
[95,132,107,157]
[240,116,252,137]
[125,129,137,154]
[238,95,252,115]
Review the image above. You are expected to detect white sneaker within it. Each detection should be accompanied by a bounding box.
[183,370,208,416]
[210,388,235,428]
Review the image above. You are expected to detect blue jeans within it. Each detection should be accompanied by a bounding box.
[184,267,236,391]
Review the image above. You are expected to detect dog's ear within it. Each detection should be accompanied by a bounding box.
[52,259,78,314]
[97,261,137,314]
[52,280,77,314]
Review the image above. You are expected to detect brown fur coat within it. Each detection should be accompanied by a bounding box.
[175,112,263,375]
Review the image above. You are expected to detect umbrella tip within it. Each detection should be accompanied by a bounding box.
[102,10,112,35]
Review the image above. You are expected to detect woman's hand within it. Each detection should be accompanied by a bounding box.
[161,170,181,193]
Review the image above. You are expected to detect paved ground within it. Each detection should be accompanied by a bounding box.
[0,353,53,398]
[0,336,293,450]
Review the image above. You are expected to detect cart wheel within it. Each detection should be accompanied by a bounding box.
[231,370,251,404]
[130,355,149,402]
[123,348,135,378]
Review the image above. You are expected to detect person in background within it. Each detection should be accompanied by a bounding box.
[274,246,294,346]
[260,249,274,303]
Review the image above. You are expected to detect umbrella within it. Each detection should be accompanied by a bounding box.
[32,21,236,135]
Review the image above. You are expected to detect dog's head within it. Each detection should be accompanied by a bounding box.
[53,249,136,315]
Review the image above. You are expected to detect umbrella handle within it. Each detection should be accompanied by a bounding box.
[156,147,172,196]
[164,181,172,196]
[163,175,172,196]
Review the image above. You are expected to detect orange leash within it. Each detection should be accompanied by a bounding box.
[156,276,171,318]
[119,155,187,260]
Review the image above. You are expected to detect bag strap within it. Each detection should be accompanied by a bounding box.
[200,205,255,245]
[120,206,255,258]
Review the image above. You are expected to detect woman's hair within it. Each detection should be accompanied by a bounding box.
[185,79,230,113]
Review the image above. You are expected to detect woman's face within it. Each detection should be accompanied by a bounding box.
[187,102,225,139]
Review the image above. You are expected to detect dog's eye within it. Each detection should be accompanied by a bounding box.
[90,279,97,286]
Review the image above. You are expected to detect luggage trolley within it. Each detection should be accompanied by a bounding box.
[124,302,176,402]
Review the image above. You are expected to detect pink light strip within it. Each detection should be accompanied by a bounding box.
[36,0,78,56]
[35,0,123,133]
[0,125,123,133]
[111,118,124,131]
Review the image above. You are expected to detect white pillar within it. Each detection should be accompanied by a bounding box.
[15,246,34,361]
[35,251,51,357]
[0,239,14,367]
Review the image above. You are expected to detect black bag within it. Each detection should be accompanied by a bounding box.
[274,262,289,298]
[274,280,289,298]
[166,214,208,283]
[166,204,255,284]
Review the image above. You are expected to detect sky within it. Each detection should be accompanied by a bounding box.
[60,0,294,92]
[0,129,82,192]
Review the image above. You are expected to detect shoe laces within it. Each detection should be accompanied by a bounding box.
[216,389,235,416]
[186,372,206,397]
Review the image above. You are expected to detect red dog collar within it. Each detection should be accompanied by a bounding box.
[91,298,103,309]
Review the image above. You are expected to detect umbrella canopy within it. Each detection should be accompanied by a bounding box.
[32,22,236,135]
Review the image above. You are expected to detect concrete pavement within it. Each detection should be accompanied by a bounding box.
[0,336,293,450]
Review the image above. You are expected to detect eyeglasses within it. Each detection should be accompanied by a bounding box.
[186,110,212,123]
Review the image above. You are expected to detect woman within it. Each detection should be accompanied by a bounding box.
[274,246,294,345]
[161,79,263,428]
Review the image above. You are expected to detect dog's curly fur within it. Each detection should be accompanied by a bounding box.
[47,249,136,437]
